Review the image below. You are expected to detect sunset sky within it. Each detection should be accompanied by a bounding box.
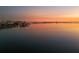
[0,6,79,21]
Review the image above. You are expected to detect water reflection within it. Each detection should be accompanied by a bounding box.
[0,23,79,52]
[24,23,79,52]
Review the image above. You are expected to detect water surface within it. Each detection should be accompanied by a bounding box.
[0,23,79,53]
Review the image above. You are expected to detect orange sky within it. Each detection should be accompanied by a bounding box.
[26,17,79,22]
[1,6,79,21]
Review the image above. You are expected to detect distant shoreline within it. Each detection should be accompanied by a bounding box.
[0,21,79,29]
[31,22,79,24]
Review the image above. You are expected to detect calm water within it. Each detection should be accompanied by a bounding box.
[0,23,79,53]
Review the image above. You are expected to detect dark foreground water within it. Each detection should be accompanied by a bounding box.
[0,23,79,53]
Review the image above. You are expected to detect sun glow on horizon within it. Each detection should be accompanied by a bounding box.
[1,6,79,22]
[26,17,79,22]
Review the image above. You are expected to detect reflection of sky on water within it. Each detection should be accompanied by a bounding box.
[0,24,79,52]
